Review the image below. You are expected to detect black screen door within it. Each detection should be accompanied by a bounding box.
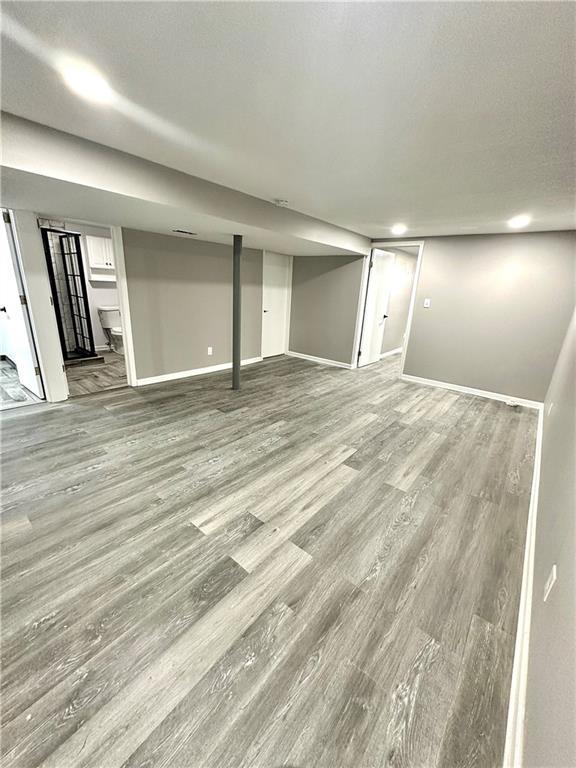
[59,233,96,357]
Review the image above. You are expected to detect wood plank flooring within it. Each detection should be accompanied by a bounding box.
[65,351,127,397]
[0,354,537,768]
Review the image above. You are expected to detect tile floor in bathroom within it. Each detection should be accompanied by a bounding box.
[66,351,127,397]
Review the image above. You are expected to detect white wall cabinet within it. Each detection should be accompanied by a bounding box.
[85,235,115,281]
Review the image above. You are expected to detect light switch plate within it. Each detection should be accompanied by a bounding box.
[207,346,213,356]
[543,564,557,602]
[424,298,431,308]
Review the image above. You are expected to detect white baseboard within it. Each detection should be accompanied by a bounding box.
[286,351,352,369]
[379,347,403,360]
[400,374,543,410]
[95,344,110,352]
[503,405,544,767]
[136,357,263,386]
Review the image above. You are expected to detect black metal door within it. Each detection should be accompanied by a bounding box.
[41,228,96,360]
[59,233,96,357]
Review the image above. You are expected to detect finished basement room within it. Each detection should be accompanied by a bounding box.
[0,3,574,768]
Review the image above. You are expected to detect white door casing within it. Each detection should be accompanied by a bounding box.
[0,212,44,398]
[358,249,395,367]
[262,251,292,358]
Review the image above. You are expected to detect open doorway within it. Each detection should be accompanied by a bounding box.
[357,245,421,368]
[0,210,45,410]
[39,218,128,397]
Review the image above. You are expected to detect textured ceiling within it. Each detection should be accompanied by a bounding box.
[1,1,574,237]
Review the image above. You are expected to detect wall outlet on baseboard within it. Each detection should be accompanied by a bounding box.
[207,346,213,356]
[543,564,557,602]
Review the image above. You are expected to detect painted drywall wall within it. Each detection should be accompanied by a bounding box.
[289,255,364,364]
[523,309,575,768]
[381,249,418,354]
[2,114,370,257]
[122,229,263,379]
[404,231,576,401]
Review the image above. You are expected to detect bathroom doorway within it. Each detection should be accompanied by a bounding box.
[41,228,97,361]
[39,218,128,397]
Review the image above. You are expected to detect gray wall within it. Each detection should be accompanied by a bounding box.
[122,229,262,379]
[524,309,576,768]
[289,255,364,364]
[381,249,418,355]
[404,232,576,401]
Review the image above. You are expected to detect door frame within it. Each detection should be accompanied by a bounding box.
[355,249,396,368]
[261,250,293,358]
[1,209,46,400]
[352,240,425,372]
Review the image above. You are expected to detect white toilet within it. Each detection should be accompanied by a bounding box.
[98,306,124,355]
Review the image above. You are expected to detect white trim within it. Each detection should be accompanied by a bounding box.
[350,253,372,368]
[379,347,403,359]
[503,405,544,767]
[136,357,263,386]
[286,351,352,369]
[111,226,137,387]
[397,241,425,376]
[400,374,543,410]
[10,210,69,402]
[95,344,110,352]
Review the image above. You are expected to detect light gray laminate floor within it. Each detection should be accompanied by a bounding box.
[0,355,537,768]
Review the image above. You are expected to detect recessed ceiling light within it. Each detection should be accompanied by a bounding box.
[507,213,532,229]
[58,55,115,105]
[391,223,407,236]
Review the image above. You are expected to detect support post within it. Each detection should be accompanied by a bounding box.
[232,234,242,390]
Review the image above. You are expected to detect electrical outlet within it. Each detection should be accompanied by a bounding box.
[423,298,431,308]
[207,346,213,356]
[543,564,557,602]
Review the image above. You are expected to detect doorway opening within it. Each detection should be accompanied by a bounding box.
[39,218,128,397]
[0,210,45,411]
[41,228,96,361]
[357,245,421,369]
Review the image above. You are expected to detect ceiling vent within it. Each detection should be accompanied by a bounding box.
[273,199,290,208]
[172,229,197,236]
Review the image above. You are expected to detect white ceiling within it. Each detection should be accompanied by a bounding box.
[1,2,574,237]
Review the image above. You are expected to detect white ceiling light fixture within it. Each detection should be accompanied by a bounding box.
[507,213,532,229]
[391,223,408,236]
[58,55,116,105]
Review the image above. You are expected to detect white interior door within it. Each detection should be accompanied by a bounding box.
[262,251,292,358]
[358,250,395,367]
[0,212,44,398]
